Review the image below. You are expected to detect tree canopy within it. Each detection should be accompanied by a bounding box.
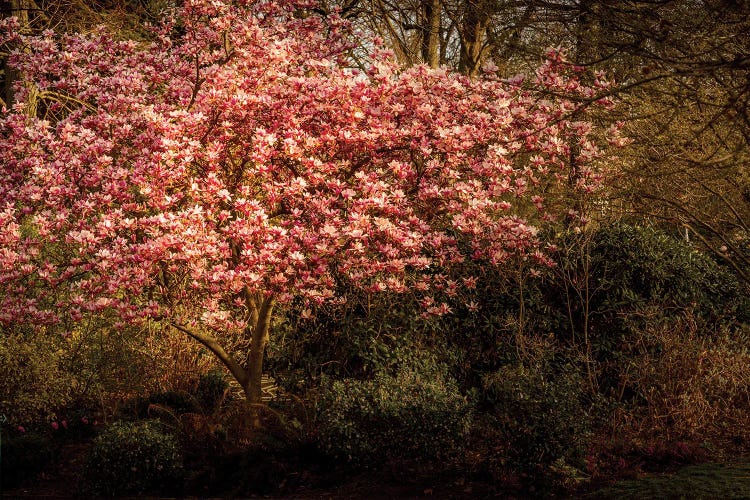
[0,0,621,412]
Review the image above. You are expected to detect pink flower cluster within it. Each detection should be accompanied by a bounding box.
[49,419,72,430]
[0,0,622,332]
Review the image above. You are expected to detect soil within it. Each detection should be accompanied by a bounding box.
[4,439,750,499]
[1,439,501,499]
[2,441,88,499]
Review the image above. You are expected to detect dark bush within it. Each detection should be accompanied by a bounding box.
[267,293,429,391]
[127,390,201,419]
[82,420,183,496]
[195,370,229,414]
[544,223,750,399]
[315,358,472,467]
[482,361,592,481]
[0,431,54,489]
[553,224,749,334]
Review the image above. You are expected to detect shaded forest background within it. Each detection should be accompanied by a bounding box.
[1,0,749,497]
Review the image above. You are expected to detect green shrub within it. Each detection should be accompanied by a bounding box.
[544,224,750,399]
[437,261,557,384]
[82,420,183,496]
[267,293,428,391]
[0,329,74,424]
[195,370,229,414]
[554,224,748,332]
[128,390,201,419]
[0,431,54,489]
[482,361,592,479]
[315,360,472,466]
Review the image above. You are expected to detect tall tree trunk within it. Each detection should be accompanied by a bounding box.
[2,0,30,108]
[421,0,441,68]
[244,297,274,428]
[172,296,275,430]
[458,0,490,77]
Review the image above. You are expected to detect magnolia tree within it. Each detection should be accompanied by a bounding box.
[0,0,621,419]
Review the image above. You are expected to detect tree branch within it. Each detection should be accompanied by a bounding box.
[171,322,248,386]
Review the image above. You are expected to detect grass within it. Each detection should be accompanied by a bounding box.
[589,462,750,499]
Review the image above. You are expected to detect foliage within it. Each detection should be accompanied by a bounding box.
[436,259,558,383]
[82,419,183,496]
[0,431,54,489]
[129,322,219,394]
[481,356,592,481]
[608,316,750,448]
[195,369,229,414]
[62,323,165,414]
[269,276,531,391]
[0,318,219,431]
[268,293,430,389]
[136,390,202,417]
[0,328,73,424]
[315,358,472,466]
[555,224,748,328]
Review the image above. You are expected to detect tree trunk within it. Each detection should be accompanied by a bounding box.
[458,0,490,77]
[421,0,441,68]
[244,297,274,428]
[172,296,275,430]
[2,0,30,108]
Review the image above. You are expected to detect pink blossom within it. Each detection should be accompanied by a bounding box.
[0,0,620,405]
